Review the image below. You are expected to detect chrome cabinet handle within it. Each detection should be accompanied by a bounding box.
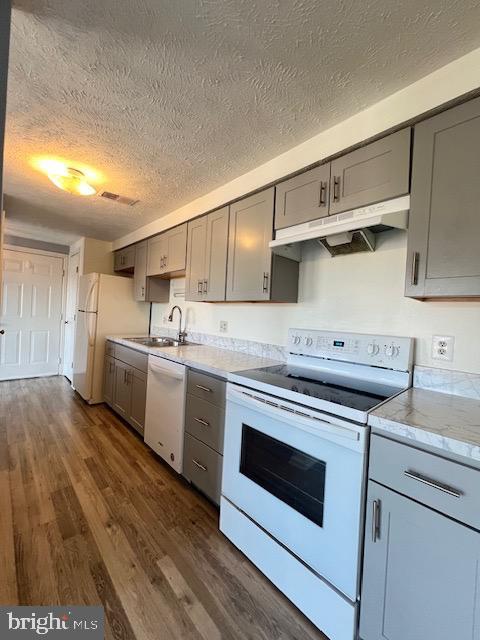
[194,417,210,427]
[333,176,340,202]
[164,255,168,269]
[404,470,463,498]
[372,499,381,542]
[262,272,269,293]
[197,280,203,294]
[141,286,145,297]
[319,181,327,206]
[203,279,208,294]
[195,384,212,393]
[192,459,207,472]
[411,251,419,286]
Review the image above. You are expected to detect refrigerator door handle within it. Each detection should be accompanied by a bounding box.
[85,277,98,313]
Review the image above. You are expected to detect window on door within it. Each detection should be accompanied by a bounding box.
[240,424,326,527]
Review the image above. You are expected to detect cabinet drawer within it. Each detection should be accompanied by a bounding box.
[187,370,226,407]
[370,434,480,530]
[105,340,115,357]
[114,344,148,373]
[183,434,222,505]
[185,394,225,453]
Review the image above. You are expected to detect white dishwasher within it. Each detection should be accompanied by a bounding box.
[144,355,186,473]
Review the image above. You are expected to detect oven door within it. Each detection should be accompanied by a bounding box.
[222,383,367,601]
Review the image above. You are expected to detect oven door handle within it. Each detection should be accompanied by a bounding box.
[228,385,361,445]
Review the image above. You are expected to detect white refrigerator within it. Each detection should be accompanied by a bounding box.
[73,273,149,404]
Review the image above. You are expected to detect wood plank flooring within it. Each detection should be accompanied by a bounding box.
[0,376,327,640]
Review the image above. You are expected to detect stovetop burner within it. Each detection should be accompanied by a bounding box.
[233,364,404,413]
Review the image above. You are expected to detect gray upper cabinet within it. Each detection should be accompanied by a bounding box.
[227,188,298,302]
[360,480,480,640]
[330,128,411,216]
[165,223,188,274]
[204,207,229,301]
[134,241,148,301]
[114,246,135,273]
[185,207,229,302]
[274,164,331,230]
[405,97,480,298]
[147,234,167,276]
[185,216,207,301]
[147,224,187,277]
[134,240,169,303]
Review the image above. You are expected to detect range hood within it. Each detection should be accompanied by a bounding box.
[270,195,410,257]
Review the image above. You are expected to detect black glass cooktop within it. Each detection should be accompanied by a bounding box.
[234,364,403,412]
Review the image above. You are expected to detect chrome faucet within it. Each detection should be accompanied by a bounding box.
[168,305,187,344]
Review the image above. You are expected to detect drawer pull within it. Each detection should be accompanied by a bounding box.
[195,384,212,393]
[372,499,381,542]
[194,417,210,427]
[192,459,207,472]
[404,470,463,498]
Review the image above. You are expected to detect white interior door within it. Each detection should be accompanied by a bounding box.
[63,251,80,381]
[0,249,64,380]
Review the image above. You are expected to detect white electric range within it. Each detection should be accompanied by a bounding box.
[220,328,414,640]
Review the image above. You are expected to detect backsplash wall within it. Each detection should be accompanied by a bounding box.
[151,229,480,374]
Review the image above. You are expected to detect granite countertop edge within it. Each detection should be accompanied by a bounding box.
[106,335,282,378]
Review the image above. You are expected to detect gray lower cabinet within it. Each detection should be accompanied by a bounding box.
[360,434,480,640]
[103,355,115,406]
[226,188,298,302]
[104,343,148,436]
[134,240,169,302]
[405,97,480,298]
[275,164,331,230]
[114,246,135,273]
[183,369,226,505]
[185,206,229,301]
[329,128,411,216]
[360,481,480,640]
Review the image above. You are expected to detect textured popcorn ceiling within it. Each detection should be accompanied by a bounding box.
[5,0,480,241]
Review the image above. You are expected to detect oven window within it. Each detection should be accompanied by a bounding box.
[240,425,326,527]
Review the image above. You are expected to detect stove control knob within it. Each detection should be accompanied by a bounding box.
[305,337,313,347]
[384,344,398,358]
[293,335,301,345]
[367,343,379,356]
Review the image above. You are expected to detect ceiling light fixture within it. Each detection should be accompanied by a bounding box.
[48,166,97,196]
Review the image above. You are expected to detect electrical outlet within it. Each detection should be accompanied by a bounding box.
[431,335,455,362]
[219,320,228,333]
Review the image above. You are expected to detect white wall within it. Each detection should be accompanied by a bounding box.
[152,230,480,374]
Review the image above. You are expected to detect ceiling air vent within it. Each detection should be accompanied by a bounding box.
[99,191,139,206]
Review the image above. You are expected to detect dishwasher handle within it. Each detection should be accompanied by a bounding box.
[148,359,185,381]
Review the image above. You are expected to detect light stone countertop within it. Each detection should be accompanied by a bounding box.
[369,387,480,463]
[107,336,282,378]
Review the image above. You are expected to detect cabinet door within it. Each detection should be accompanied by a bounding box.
[274,164,331,230]
[226,188,274,301]
[204,206,229,301]
[128,368,147,435]
[114,247,135,272]
[133,241,147,301]
[103,355,115,406]
[147,234,166,276]
[165,223,187,273]
[330,128,411,215]
[405,98,480,298]
[185,217,207,301]
[112,360,131,419]
[360,481,480,640]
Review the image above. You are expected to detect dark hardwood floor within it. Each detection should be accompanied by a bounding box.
[0,376,326,640]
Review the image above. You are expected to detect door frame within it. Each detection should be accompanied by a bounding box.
[62,249,80,379]
[2,244,67,377]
